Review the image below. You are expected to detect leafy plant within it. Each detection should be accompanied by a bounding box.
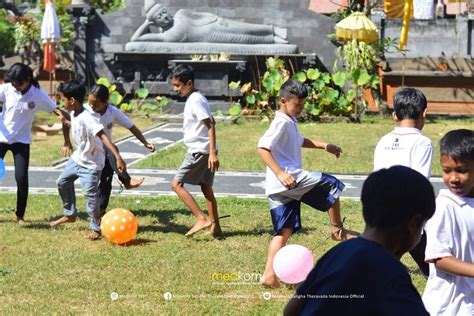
[0,9,15,55]
[97,77,168,116]
[229,57,355,119]
[90,0,126,14]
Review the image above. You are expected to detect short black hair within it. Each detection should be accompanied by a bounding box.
[171,64,194,84]
[57,79,86,103]
[279,79,308,99]
[393,87,427,120]
[90,84,110,102]
[440,129,474,162]
[4,63,40,88]
[361,166,435,228]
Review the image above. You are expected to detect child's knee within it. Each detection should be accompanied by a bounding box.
[171,179,181,191]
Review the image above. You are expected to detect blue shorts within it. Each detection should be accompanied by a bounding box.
[267,172,345,236]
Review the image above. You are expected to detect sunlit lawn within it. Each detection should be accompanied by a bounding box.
[0,194,426,314]
[138,115,474,176]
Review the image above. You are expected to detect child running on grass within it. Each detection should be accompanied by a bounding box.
[423,129,474,315]
[50,79,126,240]
[257,79,358,288]
[169,64,223,239]
[85,84,155,216]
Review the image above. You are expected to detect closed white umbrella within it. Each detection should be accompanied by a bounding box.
[41,0,60,94]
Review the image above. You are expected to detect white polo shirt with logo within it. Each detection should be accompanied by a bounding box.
[0,83,57,144]
[84,103,133,140]
[373,127,433,178]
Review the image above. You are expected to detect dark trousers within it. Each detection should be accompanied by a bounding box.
[409,231,429,277]
[0,142,29,218]
[97,149,131,216]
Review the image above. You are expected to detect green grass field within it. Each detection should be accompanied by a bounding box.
[0,194,426,314]
[138,115,474,176]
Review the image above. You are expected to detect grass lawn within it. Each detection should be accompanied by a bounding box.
[138,115,474,176]
[0,194,426,314]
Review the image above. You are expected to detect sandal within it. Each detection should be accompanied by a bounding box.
[330,218,359,241]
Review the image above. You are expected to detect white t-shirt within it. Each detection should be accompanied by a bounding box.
[423,189,474,315]
[70,110,106,171]
[183,91,214,154]
[84,103,133,139]
[0,83,57,144]
[373,127,433,178]
[257,111,308,195]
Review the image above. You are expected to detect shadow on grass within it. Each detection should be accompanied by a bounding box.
[111,238,155,247]
[134,208,192,235]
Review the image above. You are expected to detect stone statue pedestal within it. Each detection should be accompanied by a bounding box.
[125,42,298,55]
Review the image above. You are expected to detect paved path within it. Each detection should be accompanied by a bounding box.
[0,166,445,200]
[0,122,445,199]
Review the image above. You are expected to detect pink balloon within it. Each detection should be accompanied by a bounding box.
[273,244,314,284]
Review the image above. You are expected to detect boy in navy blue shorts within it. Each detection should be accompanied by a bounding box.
[285,166,434,315]
[257,79,358,288]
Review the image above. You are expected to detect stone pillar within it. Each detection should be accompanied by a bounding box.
[67,2,93,83]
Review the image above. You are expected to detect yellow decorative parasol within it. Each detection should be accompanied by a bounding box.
[335,12,378,44]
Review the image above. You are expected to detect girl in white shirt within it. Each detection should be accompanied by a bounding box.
[0,63,69,224]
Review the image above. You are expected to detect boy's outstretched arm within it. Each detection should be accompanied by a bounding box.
[433,256,474,277]
[202,117,219,172]
[97,130,126,174]
[52,108,73,157]
[302,138,342,158]
[129,125,155,152]
[257,147,297,189]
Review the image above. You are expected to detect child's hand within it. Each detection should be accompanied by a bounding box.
[145,143,155,152]
[208,153,219,172]
[60,143,73,157]
[116,158,127,174]
[326,144,342,158]
[277,170,297,189]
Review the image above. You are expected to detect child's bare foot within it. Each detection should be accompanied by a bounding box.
[16,217,25,225]
[185,218,211,237]
[124,177,145,190]
[88,231,101,240]
[260,273,281,288]
[50,215,76,227]
[331,226,359,241]
[204,222,225,240]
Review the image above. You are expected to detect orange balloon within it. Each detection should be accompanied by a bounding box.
[100,208,138,244]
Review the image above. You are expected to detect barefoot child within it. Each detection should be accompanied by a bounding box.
[285,166,435,315]
[169,64,223,238]
[423,129,474,315]
[85,84,155,215]
[50,80,126,240]
[0,63,70,224]
[257,79,358,288]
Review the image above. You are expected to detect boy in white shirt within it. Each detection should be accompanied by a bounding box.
[257,79,358,288]
[373,87,433,277]
[170,64,223,239]
[0,63,70,224]
[423,129,474,315]
[50,80,126,240]
[85,84,155,216]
